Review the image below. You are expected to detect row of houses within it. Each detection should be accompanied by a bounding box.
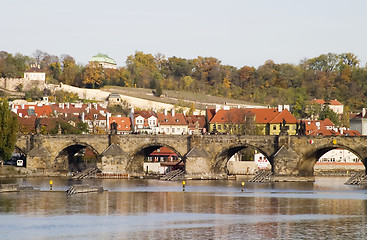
[11,99,360,136]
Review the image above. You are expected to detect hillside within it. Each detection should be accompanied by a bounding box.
[102,86,266,110]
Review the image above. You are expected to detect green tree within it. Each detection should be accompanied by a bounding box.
[0,99,18,165]
[319,105,340,126]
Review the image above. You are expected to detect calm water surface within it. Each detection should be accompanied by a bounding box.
[1,177,367,239]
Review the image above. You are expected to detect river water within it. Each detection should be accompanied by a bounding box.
[1,177,367,239]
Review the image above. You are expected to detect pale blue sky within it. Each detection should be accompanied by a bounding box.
[2,0,367,68]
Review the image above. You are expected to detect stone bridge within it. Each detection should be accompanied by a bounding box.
[15,134,367,181]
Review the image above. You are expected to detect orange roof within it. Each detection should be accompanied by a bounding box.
[209,109,253,124]
[268,109,297,124]
[157,112,187,126]
[311,99,343,106]
[247,108,279,124]
[186,115,206,129]
[13,104,53,117]
[110,116,131,131]
[150,147,177,156]
[206,108,216,122]
[320,118,335,127]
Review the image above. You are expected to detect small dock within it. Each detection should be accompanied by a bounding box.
[160,169,185,181]
[66,184,105,195]
[248,170,273,183]
[0,184,39,193]
[344,172,367,185]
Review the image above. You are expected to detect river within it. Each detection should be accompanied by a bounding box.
[1,177,367,239]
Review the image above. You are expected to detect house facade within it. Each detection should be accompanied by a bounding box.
[157,109,188,135]
[130,110,158,134]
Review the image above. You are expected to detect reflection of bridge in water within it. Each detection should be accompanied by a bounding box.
[15,134,367,181]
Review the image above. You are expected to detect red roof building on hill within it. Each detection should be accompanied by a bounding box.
[311,99,344,115]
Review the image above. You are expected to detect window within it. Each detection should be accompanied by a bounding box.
[218,125,222,130]
[273,125,277,130]
[172,128,175,133]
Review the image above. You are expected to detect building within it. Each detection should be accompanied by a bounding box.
[350,108,367,135]
[107,93,123,105]
[24,66,46,81]
[130,109,158,134]
[186,115,206,134]
[249,107,298,135]
[208,108,254,134]
[157,109,188,135]
[208,106,298,135]
[109,116,131,134]
[89,53,117,69]
[144,147,183,174]
[304,118,360,136]
[311,99,344,115]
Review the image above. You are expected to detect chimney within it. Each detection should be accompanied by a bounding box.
[164,109,168,116]
[215,105,221,113]
[340,128,344,135]
[363,108,366,117]
[21,104,25,109]
[284,105,290,111]
[131,107,134,114]
[81,112,85,122]
[172,109,175,117]
[66,103,69,109]
[278,105,283,112]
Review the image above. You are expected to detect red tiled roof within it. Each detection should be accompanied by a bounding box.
[157,112,187,126]
[209,109,253,124]
[13,104,53,117]
[134,110,157,119]
[320,118,335,127]
[109,116,131,131]
[247,108,279,124]
[206,108,216,122]
[150,147,177,156]
[268,109,297,124]
[186,115,206,129]
[311,99,343,106]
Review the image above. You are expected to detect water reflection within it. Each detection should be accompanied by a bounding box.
[1,177,367,239]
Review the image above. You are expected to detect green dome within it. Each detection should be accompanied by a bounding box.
[89,53,116,65]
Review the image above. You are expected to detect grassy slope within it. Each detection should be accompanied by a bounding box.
[102,86,266,110]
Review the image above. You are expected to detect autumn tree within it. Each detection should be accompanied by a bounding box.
[82,62,104,89]
[60,55,82,86]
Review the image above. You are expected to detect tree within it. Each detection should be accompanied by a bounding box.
[0,99,18,165]
[319,105,340,126]
[83,62,104,89]
[155,81,163,97]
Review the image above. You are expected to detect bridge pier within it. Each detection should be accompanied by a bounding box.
[271,145,315,182]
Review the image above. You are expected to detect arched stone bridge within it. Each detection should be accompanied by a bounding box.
[16,134,367,181]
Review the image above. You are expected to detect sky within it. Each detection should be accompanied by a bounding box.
[2,0,367,68]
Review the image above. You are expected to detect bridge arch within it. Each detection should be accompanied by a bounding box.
[212,143,271,174]
[127,143,185,173]
[53,142,101,173]
[299,143,365,176]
